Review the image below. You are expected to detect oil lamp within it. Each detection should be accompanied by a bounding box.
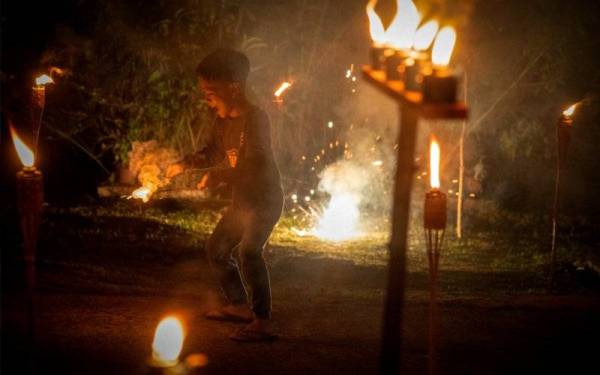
[404,21,439,92]
[422,27,458,103]
[383,0,420,81]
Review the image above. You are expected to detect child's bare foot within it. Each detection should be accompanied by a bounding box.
[205,304,253,323]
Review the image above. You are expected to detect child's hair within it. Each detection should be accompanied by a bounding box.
[196,48,250,83]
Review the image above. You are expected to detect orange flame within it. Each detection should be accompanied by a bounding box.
[35,74,54,86]
[413,20,439,51]
[49,67,65,76]
[366,0,387,45]
[152,316,184,367]
[430,139,440,189]
[10,126,35,168]
[432,26,456,67]
[385,0,421,50]
[563,103,577,117]
[274,81,292,98]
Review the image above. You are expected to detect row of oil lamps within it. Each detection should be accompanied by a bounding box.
[367,0,459,104]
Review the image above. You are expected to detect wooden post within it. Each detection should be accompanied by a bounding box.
[361,66,467,374]
[379,103,420,374]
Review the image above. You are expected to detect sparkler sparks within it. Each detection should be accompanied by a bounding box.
[274,81,292,98]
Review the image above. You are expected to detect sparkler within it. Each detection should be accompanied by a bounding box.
[273,81,292,106]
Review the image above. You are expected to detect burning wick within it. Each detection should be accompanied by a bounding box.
[150,316,185,368]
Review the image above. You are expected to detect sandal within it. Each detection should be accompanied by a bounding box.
[204,309,253,323]
[229,327,278,342]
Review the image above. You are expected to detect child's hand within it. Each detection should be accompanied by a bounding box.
[166,163,184,178]
[197,173,210,190]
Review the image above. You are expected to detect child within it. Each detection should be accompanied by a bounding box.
[171,48,283,342]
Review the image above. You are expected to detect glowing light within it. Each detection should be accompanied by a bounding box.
[304,196,311,202]
[35,74,54,86]
[10,126,34,168]
[372,160,383,166]
[130,186,153,203]
[563,103,577,117]
[328,121,334,128]
[366,0,387,45]
[314,193,361,241]
[291,194,298,201]
[274,81,292,97]
[432,26,456,67]
[385,0,421,50]
[430,139,440,189]
[49,67,65,76]
[152,316,184,367]
[413,20,439,51]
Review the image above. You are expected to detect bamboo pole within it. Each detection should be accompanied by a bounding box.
[456,72,468,239]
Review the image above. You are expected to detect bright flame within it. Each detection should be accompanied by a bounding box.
[49,67,65,76]
[274,81,292,97]
[35,74,54,86]
[413,20,439,51]
[385,0,421,49]
[563,103,577,117]
[430,139,440,189]
[152,317,184,366]
[314,193,361,241]
[366,0,387,45]
[10,126,35,168]
[130,186,153,203]
[431,26,456,67]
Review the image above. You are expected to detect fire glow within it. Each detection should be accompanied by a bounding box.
[35,74,54,86]
[563,103,577,117]
[130,186,154,203]
[413,20,439,51]
[274,81,292,98]
[151,316,184,367]
[10,126,35,168]
[366,0,387,45]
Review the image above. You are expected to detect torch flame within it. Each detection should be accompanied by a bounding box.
[10,126,35,168]
[366,0,387,45]
[152,316,184,366]
[432,26,456,67]
[274,81,292,98]
[413,20,439,51]
[35,74,54,86]
[384,0,421,50]
[563,103,577,117]
[430,139,440,189]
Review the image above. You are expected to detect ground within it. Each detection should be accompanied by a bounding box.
[2,197,599,374]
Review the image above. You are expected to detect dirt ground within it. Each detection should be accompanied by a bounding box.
[2,200,599,374]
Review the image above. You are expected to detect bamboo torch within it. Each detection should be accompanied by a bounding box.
[424,138,446,375]
[31,74,54,155]
[549,103,577,290]
[10,125,43,368]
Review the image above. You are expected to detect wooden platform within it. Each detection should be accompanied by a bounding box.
[361,65,468,120]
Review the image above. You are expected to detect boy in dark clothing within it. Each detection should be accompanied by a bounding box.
[170,49,283,341]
